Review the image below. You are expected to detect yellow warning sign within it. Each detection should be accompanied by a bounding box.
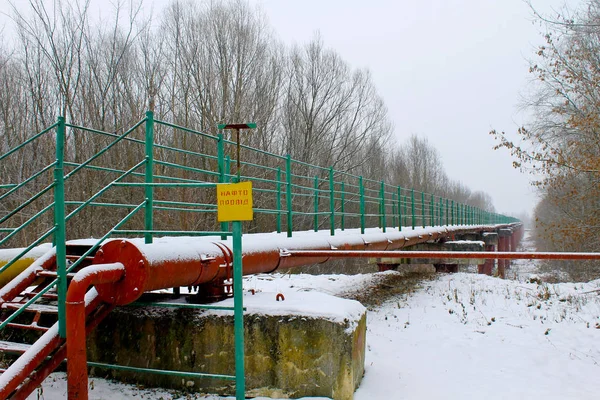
[217,182,253,222]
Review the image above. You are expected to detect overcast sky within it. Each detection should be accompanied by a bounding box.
[0,0,578,217]
[243,0,574,218]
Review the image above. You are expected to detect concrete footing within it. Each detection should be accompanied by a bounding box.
[87,291,367,400]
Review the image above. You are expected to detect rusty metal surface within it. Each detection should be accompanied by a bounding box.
[283,250,600,260]
[66,263,125,400]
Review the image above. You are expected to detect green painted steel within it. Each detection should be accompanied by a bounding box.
[0,110,523,400]
[65,161,145,222]
[129,301,241,311]
[0,163,55,202]
[314,176,319,232]
[452,200,455,225]
[87,362,236,381]
[380,181,386,233]
[430,193,434,227]
[397,187,402,231]
[276,168,282,233]
[0,183,54,225]
[411,189,416,230]
[113,230,231,236]
[0,227,55,276]
[54,116,67,339]
[359,176,365,234]
[64,119,145,181]
[0,202,54,246]
[329,168,335,236]
[391,191,397,229]
[421,191,425,229]
[232,220,245,400]
[145,111,155,245]
[341,182,345,231]
[0,123,58,162]
[218,131,227,239]
[286,155,293,238]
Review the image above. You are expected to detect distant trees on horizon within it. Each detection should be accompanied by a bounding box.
[492,0,600,281]
[1,0,498,246]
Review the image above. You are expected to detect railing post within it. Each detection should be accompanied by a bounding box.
[329,167,335,236]
[446,198,449,226]
[217,130,227,239]
[397,186,402,231]
[55,116,67,339]
[232,220,245,400]
[421,191,425,228]
[452,200,455,225]
[359,176,365,234]
[380,181,386,233]
[411,189,416,230]
[286,155,293,238]
[145,111,154,244]
[276,167,282,233]
[430,193,434,227]
[341,182,345,231]
[392,191,397,230]
[225,156,231,183]
[402,193,406,228]
[313,176,319,232]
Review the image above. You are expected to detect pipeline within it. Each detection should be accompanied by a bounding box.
[283,250,600,261]
[1,223,522,398]
[88,224,518,306]
[66,263,125,400]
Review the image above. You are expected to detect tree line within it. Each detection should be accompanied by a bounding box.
[492,0,600,281]
[1,0,496,246]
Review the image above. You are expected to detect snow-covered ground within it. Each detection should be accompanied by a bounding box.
[28,231,600,399]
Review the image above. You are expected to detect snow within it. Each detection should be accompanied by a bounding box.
[0,243,52,263]
[26,229,600,399]
[209,290,366,333]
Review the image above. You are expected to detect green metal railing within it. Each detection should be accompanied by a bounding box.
[0,111,518,398]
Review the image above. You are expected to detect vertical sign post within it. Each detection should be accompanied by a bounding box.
[216,181,254,400]
[217,123,256,183]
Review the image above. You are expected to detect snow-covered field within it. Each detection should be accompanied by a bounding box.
[29,232,600,399]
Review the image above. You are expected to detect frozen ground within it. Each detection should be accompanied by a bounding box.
[28,231,600,399]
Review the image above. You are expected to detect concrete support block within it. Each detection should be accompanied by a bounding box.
[497,228,513,278]
[481,233,498,276]
[87,292,366,400]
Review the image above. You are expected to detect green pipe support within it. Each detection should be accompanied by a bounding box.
[329,167,335,236]
[276,168,282,233]
[55,116,67,339]
[411,189,416,230]
[397,187,402,231]
[232,221,246,400]
[340,182,345,231]
[145,111,155,244]
[430,193,434,227]
[286,155,293,238]
[314,176,319,232]
[421,191,425,229]
[380,181,386,233]
[359,176,365,234]
[217,131,227,239]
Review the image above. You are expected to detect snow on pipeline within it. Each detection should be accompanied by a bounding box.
[28,269,600,399]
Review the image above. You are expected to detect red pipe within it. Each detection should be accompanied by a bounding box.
[284,250,600,260]
[0,327,62,399]
[66,263,125,400]
[10,295,110,400]
[87,224,520,306]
